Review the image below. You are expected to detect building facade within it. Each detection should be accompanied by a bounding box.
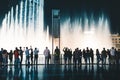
[111,33,120,50]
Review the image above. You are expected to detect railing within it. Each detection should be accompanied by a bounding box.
[7,54,111,65]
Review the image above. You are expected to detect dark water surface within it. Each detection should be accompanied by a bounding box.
[0,64,120,80]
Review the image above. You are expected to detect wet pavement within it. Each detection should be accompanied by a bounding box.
[0,64,120,80]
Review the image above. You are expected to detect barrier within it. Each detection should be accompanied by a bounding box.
[6,54,111,65]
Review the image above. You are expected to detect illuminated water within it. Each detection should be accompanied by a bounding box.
[0,0,52,52]
[0,0,112,53]
[61,15,112,51]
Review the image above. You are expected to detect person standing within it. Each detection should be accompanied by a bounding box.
[0,48,3,68]
[14,47,19,66]
[44,47,51,65]
[25,47,30,65]
[19,47,23,65]
[34,48,39,65]
[106,49,111,64]
[96,49,101,64]
[29,46,34,65]
[63,47,68,65]
[83,49,87,65]
[68,48,72,65]
[9,50,13,65]
[2,49,8,67]
[86,47,90,65]
[90,48,94,65]
[78,49,82,66]
[73,48,79,66]
[30,48,33,64]
[116,49,120,65]
[54,46,60,64]
[110,47,116,64]
[101,48,107,65]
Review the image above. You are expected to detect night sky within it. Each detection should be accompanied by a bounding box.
[44,0,120,34]
[0,0,20,26]
[0,0,120,33]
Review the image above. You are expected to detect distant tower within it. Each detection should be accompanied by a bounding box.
[52,9,60,54]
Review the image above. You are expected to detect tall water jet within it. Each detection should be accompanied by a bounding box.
[60,14,112,51]
[0,0,52,52]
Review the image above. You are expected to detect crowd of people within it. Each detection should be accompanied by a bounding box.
[0,46,120,68]
[0,46,39,68]
[62,47,120,66]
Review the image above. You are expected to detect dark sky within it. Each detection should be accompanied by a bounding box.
[0,0,19,25]
[0,0,120,33]
[44,0,120,34]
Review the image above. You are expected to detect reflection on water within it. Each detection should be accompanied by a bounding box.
[0,65,120,80]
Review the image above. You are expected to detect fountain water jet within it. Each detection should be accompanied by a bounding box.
[60,15,112,51]
[0,0,52,53]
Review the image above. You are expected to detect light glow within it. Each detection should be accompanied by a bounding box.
[61,16,112,51]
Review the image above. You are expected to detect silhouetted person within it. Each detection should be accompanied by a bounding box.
[30,48,33,64]
[68,48,72,65]
[44,47,51,65]
[34,48,39,65]
[0,48,3,68]
[2,49,8,67]
[106,49,111,64]
[14,47,19,66]
[83,49,87,65]
[101,48,107,65]
[25,47,30,65]
[19,47,23,65]
[54,46,60,64]
[86,47,90,65]
[73,48,79,66]
[0,54,2,68]
[96,49,101,64]
[63,47,68,65]
[78,49,82,65]
[116,49,120,65]
[110,47,116,64]
[9,50,13,65]
[90,48,94,65]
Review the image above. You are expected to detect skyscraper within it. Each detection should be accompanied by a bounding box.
[52,9,60,54]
